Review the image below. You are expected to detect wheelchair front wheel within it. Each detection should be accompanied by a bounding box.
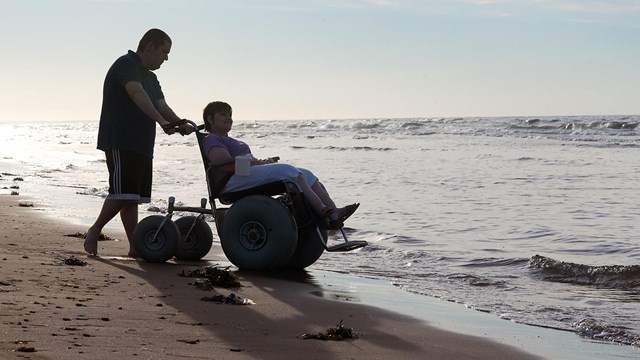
[174,216,213,261]
[133,215,180,263]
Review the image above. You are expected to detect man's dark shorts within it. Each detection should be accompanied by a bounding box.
[105,149,152,203]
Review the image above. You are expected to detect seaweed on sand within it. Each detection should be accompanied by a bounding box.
[179,265,242,289]
[300,320,359,341]
[64,256,88,266]
[201,292,255,305]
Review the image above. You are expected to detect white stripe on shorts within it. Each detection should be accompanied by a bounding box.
[112,149,121,194]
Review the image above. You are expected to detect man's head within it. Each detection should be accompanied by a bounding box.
[136,28,172,71]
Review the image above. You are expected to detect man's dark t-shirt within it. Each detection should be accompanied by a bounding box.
[97,50,164,158]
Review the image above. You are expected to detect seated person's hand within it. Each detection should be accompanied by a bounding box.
[253,157,279,165]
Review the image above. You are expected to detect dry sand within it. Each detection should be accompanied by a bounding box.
[0,195,542,360]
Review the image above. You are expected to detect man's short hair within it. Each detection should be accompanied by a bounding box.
[137,28,171,52]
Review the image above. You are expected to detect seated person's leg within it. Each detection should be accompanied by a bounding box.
[221,163,301,193]
[222,163,358,229]
[295,172,359,229]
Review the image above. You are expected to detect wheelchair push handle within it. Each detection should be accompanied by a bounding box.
[162,119,205,135]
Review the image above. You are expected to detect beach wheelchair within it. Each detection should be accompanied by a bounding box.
[132,120,367,270]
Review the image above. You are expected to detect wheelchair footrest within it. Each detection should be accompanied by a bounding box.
[325,240,368,252]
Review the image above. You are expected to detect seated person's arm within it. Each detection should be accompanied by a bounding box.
[207,147,235,173]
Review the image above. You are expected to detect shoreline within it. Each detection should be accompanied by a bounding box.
[312,272,639,360]
[2,194,639,359]
[1,183,638,359]
[0,194,546,360]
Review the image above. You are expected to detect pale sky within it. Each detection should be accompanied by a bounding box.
[1,0,639,122]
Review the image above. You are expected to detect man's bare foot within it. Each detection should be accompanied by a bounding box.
[84,228,99,256]
[127,248,139,258]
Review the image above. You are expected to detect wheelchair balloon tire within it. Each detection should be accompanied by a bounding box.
[285,225,327,269]
[174,216,213,261]
[221,195,298,270]
[133,215,180,263]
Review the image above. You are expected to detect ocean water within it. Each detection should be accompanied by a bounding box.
[1,115,639,349]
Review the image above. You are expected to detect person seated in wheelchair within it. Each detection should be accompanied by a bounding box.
[202,101,358,230]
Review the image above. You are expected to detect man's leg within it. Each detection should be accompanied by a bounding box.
[119,201,139,257]
[84,199,127,256]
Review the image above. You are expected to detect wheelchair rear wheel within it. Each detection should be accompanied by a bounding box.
[174,216,213,261]
[221,195,298,270]
[133,215,180,263]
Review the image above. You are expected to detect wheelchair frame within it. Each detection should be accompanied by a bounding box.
[132,120,366,269]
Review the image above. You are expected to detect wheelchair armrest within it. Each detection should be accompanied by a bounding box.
[217,181,290,205]
[208,156,279,168]
[206,157,283,203]
[208,158,235,167]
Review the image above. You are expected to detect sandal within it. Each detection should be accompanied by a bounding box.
[327,203,360,230]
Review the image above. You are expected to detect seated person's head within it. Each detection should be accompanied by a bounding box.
[203,101,232,132]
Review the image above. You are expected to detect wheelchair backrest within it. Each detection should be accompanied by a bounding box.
[193,128,226,206]
[195,130,210,172]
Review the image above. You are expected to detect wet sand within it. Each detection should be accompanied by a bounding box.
[0,195,542,360]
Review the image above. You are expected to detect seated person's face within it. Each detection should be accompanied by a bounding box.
[209,110,233,133]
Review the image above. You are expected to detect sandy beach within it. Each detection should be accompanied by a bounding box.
[0,194,544,360]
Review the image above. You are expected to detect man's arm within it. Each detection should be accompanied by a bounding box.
[124,81,171,127]
[156,99,180,123]
[157,99,194,135]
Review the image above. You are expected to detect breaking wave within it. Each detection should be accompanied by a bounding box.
[528,254,640,290]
